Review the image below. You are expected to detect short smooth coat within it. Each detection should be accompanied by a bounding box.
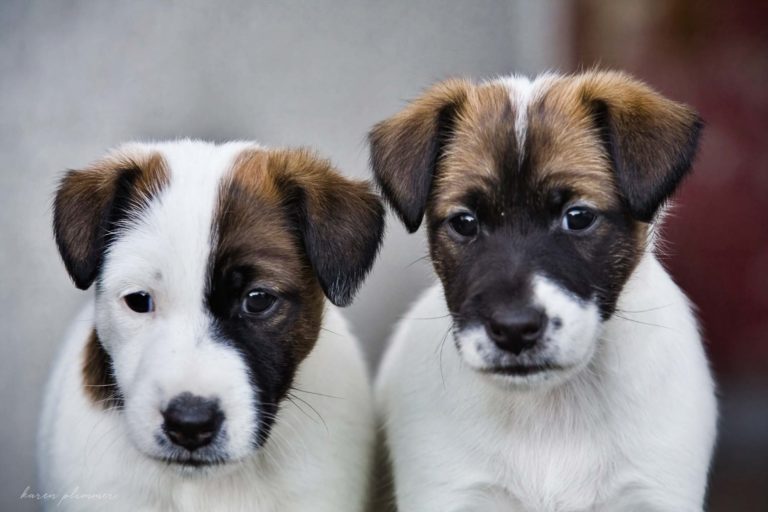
[376,253,716,512]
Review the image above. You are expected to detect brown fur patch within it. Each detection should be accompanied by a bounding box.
[524,76,619,210]
[53,150,170,289]
[210,146,383,365]
[575,71,701,221]
[431,78,625,223]
[528,71,700,221]
[431,81,520,220]
[207,146,383,443]
[55,149,169,408]
[369,79,472,232]
[212,148,326,364]
[206,149,384,444]
[82,330,122,409]
[265,149,385,307]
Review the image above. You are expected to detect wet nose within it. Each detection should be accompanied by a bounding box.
[485,307,547,355]
[162,393,224,451]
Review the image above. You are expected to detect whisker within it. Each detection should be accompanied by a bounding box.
[405,254,431,268]
[286,393,328,432]
[612,313,678,332]
[405,313,453,321]
[614,304,672,314]
[289,386,342,400]
[436,324,453,390]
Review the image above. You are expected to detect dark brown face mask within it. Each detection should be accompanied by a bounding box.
[369,72,701,328]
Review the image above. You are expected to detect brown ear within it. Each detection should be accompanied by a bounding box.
[53,151,168,289]
[270,150,385,307]
[582,72,702,222]
[369,79,471,232]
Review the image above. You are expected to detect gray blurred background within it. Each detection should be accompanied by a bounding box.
[2,1,765,511]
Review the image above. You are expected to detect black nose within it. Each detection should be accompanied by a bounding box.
[485,307,547,355]
[162,393,224,451]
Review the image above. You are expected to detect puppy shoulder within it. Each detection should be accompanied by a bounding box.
[38,300,117,490]
[374,282,451,400]
[40,302,97,418]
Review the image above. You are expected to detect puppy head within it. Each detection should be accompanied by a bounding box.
[54,141,383,468]
[370,71,701,387]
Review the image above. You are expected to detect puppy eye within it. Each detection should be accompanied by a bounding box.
[242,290,278,316]
[448,212,479,239]
[124,291,154,313]
[562,206,597,231]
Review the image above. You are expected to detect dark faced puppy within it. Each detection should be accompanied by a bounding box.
[370,72,701,385]
[53,141,383,466]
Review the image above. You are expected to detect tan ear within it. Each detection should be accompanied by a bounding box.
[53,151,168,289]
[269,150,385,307]
[369,79,471,232]
[581,72,702,222]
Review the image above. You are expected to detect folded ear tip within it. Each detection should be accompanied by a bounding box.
[300,178,385,308]
[375,187,423,233]
[73,276,95,290]
[324,279,357,308]
[328,294,353,308]
[404,218,422,234]
[374,205,387,239]
[64,258,97,290]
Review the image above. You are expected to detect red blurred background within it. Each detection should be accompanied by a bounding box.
[570,1,767,509]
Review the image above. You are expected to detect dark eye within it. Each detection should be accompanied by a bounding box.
[124,291,154,313]
[562,206,597,231]
[242,290,278,315]
[447,212,479,239]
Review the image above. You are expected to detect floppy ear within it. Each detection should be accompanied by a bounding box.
[583,72,702,222]
[271,150,385,307]
[53,152,167,289]
[369,79,471,232]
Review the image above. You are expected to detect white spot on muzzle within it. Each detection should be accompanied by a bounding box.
[530,274,602,368]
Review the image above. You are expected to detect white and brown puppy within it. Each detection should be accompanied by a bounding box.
[371,72,717,511]
[39,140,383,511]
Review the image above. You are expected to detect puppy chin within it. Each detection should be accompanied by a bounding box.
[154,452,248,478]
[481,359,594,391]
[142,436,254,478]
[454,326,596,390]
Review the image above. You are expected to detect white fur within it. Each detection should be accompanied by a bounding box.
[375,74,716,511]
[39,141,374,511]
[455,274,602,389]
[499,73,556,163]
[376,253,717,511]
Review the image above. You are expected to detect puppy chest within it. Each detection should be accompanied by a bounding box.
[468,426,621,511]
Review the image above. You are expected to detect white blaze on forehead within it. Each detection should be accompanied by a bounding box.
[96,140,261,363]
[502,75,535,153]
[497,74,558,165]
[108,140,257,311]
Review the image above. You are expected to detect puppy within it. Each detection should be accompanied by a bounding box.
[39,140,384,512]
[371,72,717,511]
